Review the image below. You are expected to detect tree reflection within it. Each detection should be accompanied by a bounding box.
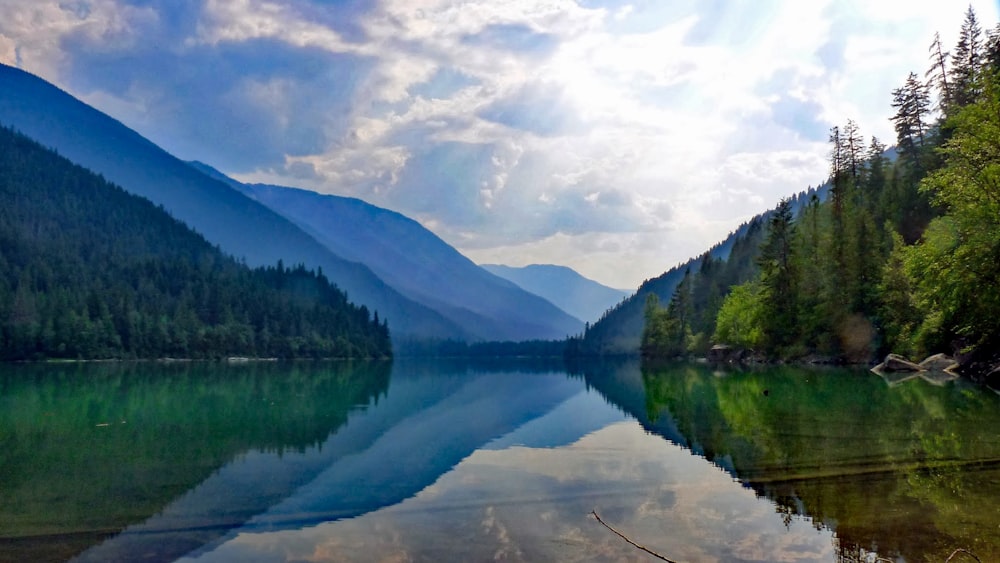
[578,360,1000,562]
[0,361,389,562]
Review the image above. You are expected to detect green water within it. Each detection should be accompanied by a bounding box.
[1,359,999,562]
[631,361,1000,562]
[0,361,389,562]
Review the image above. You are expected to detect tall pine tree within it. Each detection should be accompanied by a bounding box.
[950,6,984,108]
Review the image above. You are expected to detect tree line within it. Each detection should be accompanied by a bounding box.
[0,125,391,360]
[642,7,1000,365]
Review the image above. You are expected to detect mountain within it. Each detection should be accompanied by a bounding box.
[188,163,585,342]
[0,125,390,360]
[0,63,465,342]
[568,184,828,356]
[566,240,747,356]
[480,264,630,323]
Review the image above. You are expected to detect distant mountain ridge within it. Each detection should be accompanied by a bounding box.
[189,162,584,342]
[0,63,470,342]
[481,264,630,324]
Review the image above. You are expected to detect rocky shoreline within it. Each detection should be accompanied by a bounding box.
[706,344,1000,390]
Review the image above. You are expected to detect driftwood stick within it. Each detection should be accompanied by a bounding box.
[944,548,983,563]
[590,510,679,563]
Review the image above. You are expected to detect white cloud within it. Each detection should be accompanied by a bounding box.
[192,0,353,51]
[0,1,157,79]
[2,0,999,287]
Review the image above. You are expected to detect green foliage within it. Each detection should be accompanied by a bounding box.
[0,126,391,360]
[713,280,764,349]
[904,75,1000,348]
[877,231,921,357]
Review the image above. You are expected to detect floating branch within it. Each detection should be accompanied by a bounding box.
[590,510,678,563]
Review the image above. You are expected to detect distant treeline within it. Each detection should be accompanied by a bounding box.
[0,126,391,360]
[396,338,568,358]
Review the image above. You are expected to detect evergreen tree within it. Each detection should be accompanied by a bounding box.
[843,119,866,185]
[791,193,831,352]
[757,198,798,354]
[986,22,1000,74]
[640,270,693,357]
[890,72,936,242]
[927,31,952,113]
[950,5,984,108]
[891,72,932,170]
[829,125,846,217]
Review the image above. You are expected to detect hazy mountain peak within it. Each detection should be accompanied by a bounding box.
[481,264,631,323]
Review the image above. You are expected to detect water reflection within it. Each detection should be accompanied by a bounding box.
[180,418,834,563]
[3,359,999,562]
[0,361,390,563]
[610,360,1000,562]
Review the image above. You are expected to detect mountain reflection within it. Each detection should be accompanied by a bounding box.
[0,361,390,563]
[2,360,582,563]
[578,359,1000,562]
[6,359,1000,562]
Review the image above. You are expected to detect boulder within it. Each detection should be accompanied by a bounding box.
[919,353,960,373]
[707,344,739,363]
[879,353,925,373]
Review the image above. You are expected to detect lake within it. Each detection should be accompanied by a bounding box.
[2,359,999,562]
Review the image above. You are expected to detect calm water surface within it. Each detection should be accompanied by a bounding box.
[2,359,999,562]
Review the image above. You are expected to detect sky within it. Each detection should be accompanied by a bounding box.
[1,1,997,289]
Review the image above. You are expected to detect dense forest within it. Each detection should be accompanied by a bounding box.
[566,185,823,357]
[0,126,391,360]
[593,7,1000,371]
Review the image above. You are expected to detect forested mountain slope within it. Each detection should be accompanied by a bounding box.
[0,63,465,341]
[565,218,766,356]
[188,164,584,341]
[566,185,824,356]
[0,126,390,360]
